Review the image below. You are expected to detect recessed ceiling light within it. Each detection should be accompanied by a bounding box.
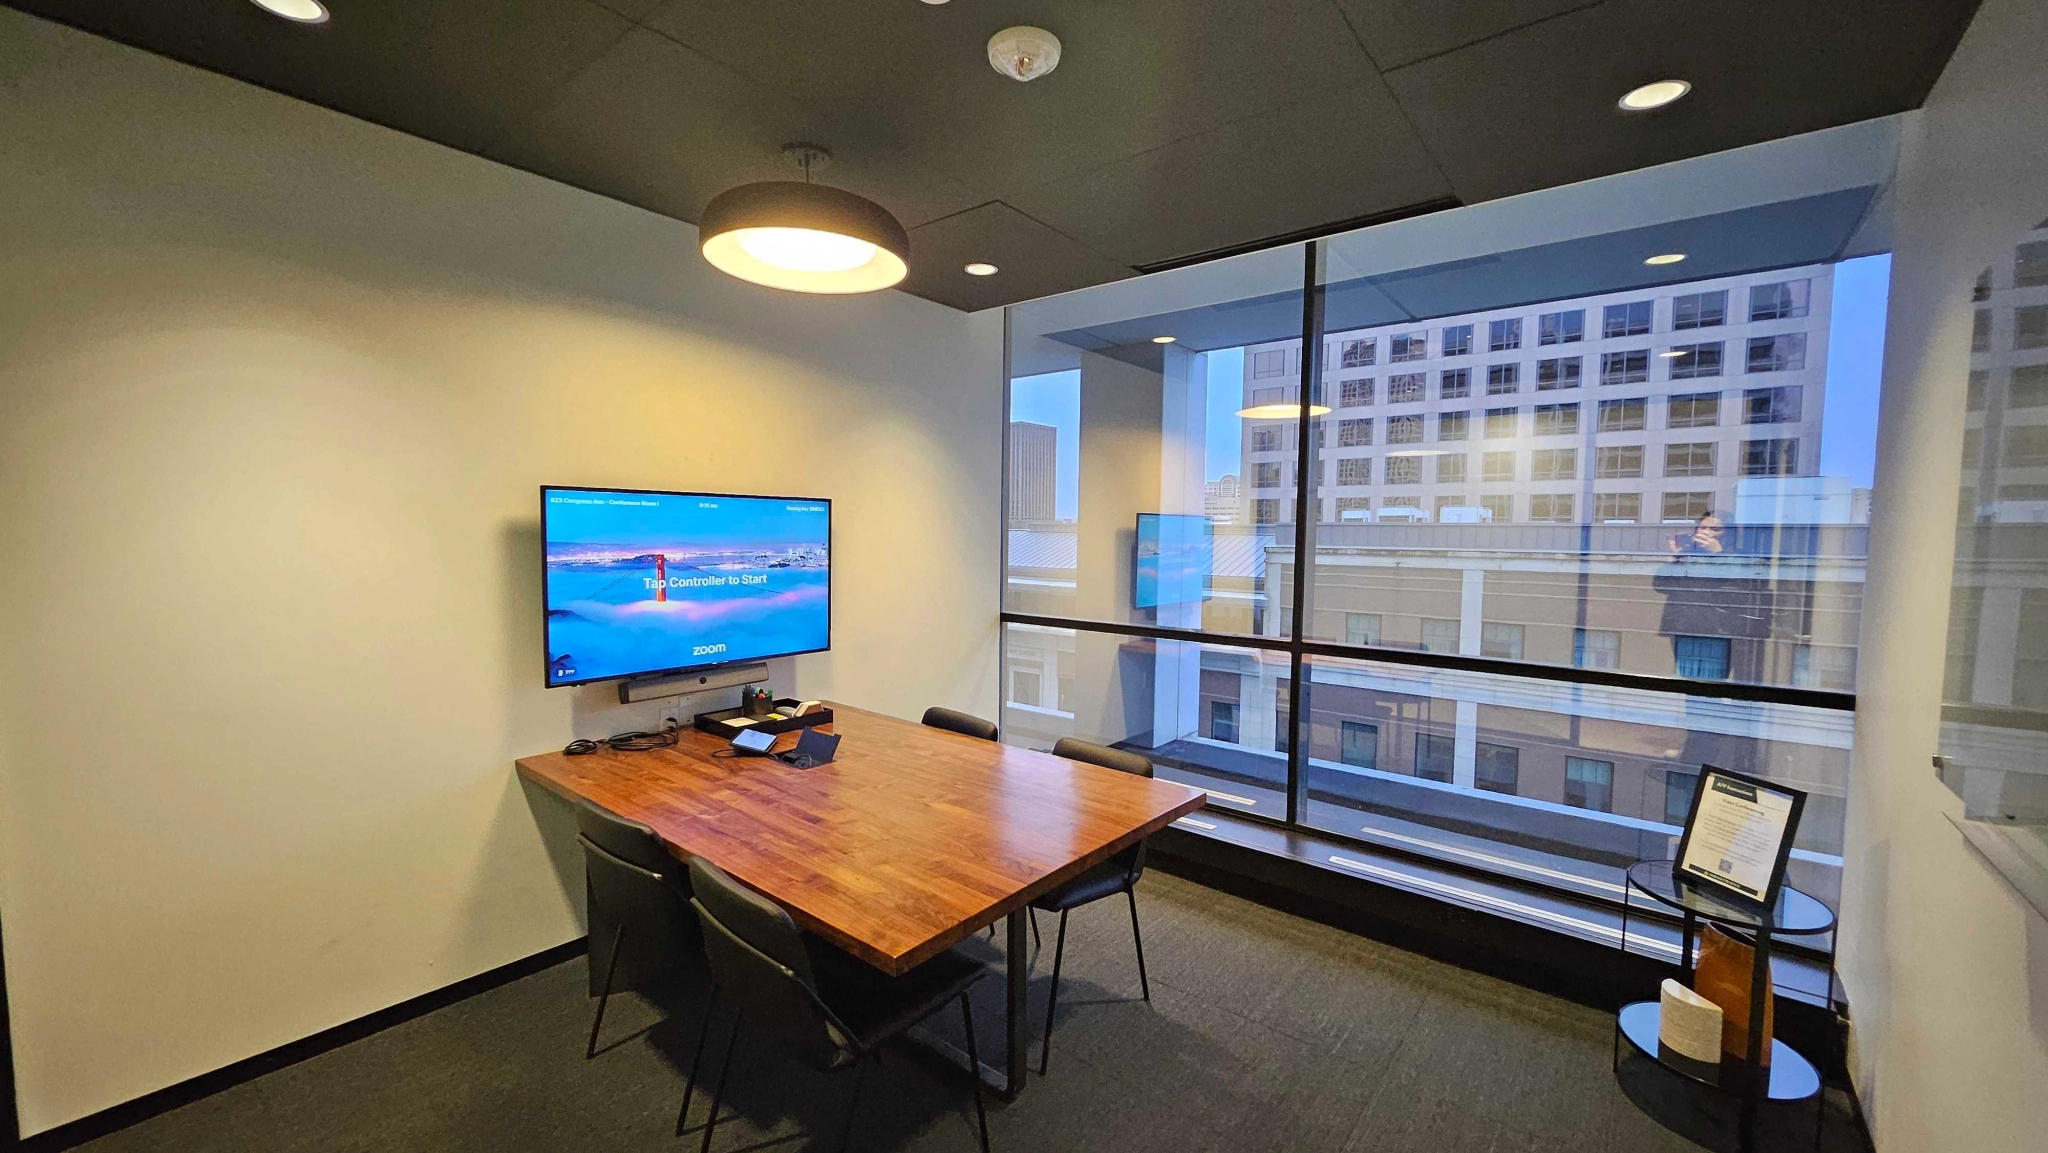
[1618,80,1691,112]
[1659,350,1688,358]
[1385,449,1449,457]
[1152,335,1177,344]
[1644,253,1687,266]
[248,0,329,22]
[963,262,998,276]
[1236,402,1333,419]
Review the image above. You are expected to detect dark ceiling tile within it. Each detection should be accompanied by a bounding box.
[1332,0,1600,69]
[1007,76,1454,269]
[1384,0,1978,205]
[639,0,1379,194]
[7,0,636,160]
[498,27,982,230]
[897,201,1134,312]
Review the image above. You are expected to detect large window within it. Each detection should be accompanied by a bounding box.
[1004,190,1872,929]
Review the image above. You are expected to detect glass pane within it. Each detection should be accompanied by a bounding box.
[1001,623,1292,822]
[1004,245,1307,638]
[1295,652,1848,912]
[1288,211,1887,693]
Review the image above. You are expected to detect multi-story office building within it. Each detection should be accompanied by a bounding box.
[1007,421,1058,522]
[1203,473,1241,523]
[1242,264,1840,527]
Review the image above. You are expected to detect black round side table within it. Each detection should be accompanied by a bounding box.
[1614,860,1837,1153]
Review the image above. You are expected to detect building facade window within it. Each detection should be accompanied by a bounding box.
[1253,499,1280,524]
[1386,414,1424,443]
[1661,491,1714,522]
[1345,612,1382,646]
[1564,757,1615,811]
[1665,772,1700,826]
[1385,456,1422,484]
[1484,408,1519,439]
[1487,364,1520,394]
[1388,373,1426,404]
[1482,450,1516,481]
[1974,309,1993,352]
[2017,305,2048,350]
[1536,356,1583,390]
[1601,349,1650,386]
[1252,426,1282,451]
[1420,618,1461,653]
[1253,348,1290,378]
[1489,317,1523,351]
[1664,442,1717,477]
[1482,622,1525,660]
[1415,733,1455,782]
[1339,378,1374,407]
[1338,418,1373,446]
[1668,391,1721,428]
[1441,324,1474,356]
[1479,494,1513,523]
[1390,332,1428,362]
[1574,628,1621,668]
[1529,492,1574,521]
[1438,410,1470,440]
[1749,279,1810,321]
[1436,454,1468,483]
[1440,368,1471,399]
[1603,301,1653,338]
[1745,385,1804,423]
[1595,492,1642,522]
[1209,700,1239,743]
[1339,338,1377,368]
[1337,457,1373,485]
[1598,397,1647,432]
[1476,742,1520,795]
[1531,447,1577,481]
[1668,342,1723,379]
[1596,445,1644,478]
[2016,241,2048,288]
[1534,403,1580,436]
[1538,309,1584,345]
[1746,332,1808,372]
[1741,437,1801,476]
[1673,290,1727,330]
[1674,635,1732,679]
[1340,721,1379,768]
[1335,496,1372,519]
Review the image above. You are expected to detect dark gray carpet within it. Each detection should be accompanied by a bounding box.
[74,872,1864,1153]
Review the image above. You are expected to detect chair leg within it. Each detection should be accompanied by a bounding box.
[1126,888,1151,1002]
[837,1055,871,1153]
[1038,909,1069,1076]
[700,1010,741,1153]
[675,987,719,1137]
[960,993,991,1153]
[585,922,625,1059]
[1029,907,1041,951]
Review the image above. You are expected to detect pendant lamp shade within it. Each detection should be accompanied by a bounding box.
[699,181,910,294]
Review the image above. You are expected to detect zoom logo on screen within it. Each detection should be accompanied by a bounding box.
[693,643,727,657]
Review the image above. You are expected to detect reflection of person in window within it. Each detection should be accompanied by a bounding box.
[1665,511,1725,557]
[1655,511,1759,677]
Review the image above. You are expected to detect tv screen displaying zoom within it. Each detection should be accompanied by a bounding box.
[542,487,831,687]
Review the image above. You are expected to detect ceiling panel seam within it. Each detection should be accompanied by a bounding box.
[1325,0,1455,194]
[1376,0,1611,75]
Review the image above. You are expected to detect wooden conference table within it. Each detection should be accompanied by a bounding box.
[515,703,1208,1095]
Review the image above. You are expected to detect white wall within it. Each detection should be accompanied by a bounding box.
[1840,0,2048,1148]
[0,11,1000,1136]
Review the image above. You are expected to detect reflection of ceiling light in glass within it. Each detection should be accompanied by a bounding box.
[1152,335,1176,344]
[988,26,1062,82]
[1385,449,1449,457]
[1659,349,1688,358]
[1619,80,1691,111]
[1644,253,1687,266]
[248,0,329,21]
[963,262,998,276]
[1236,403,1332,419]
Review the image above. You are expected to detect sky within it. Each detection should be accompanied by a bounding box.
[1011,253,1894,520]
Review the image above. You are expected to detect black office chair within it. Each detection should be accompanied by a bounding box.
[682,857,993,1153]
[574,797,706,1059]
[1033,738,1155,1075]
[922,706,998,742]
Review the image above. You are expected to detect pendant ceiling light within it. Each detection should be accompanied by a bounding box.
[699,146,909,294]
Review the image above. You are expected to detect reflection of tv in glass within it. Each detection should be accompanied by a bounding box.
[542,486,831,687]
[1134,513,1214,609]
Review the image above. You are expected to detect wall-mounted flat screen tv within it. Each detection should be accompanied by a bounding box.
[542,486,831,687]
[1133,512,1213,609]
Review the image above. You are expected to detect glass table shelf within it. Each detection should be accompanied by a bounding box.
[1625,860,1836,937]
[1616,1001,1821,1102]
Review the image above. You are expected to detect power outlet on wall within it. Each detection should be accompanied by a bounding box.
[657,703,684,731]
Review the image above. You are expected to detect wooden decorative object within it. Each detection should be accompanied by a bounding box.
[1694,923,1774,1064]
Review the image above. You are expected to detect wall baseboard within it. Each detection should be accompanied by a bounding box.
[11,938,588,1153]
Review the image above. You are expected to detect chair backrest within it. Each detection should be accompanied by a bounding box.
[922,706,998,741]
[575,798,701,991]
[1052,737,1154,778]
[1051,738,1155,881]
[688,857,849,1067]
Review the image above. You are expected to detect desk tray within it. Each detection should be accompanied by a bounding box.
[695,700,833,740]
